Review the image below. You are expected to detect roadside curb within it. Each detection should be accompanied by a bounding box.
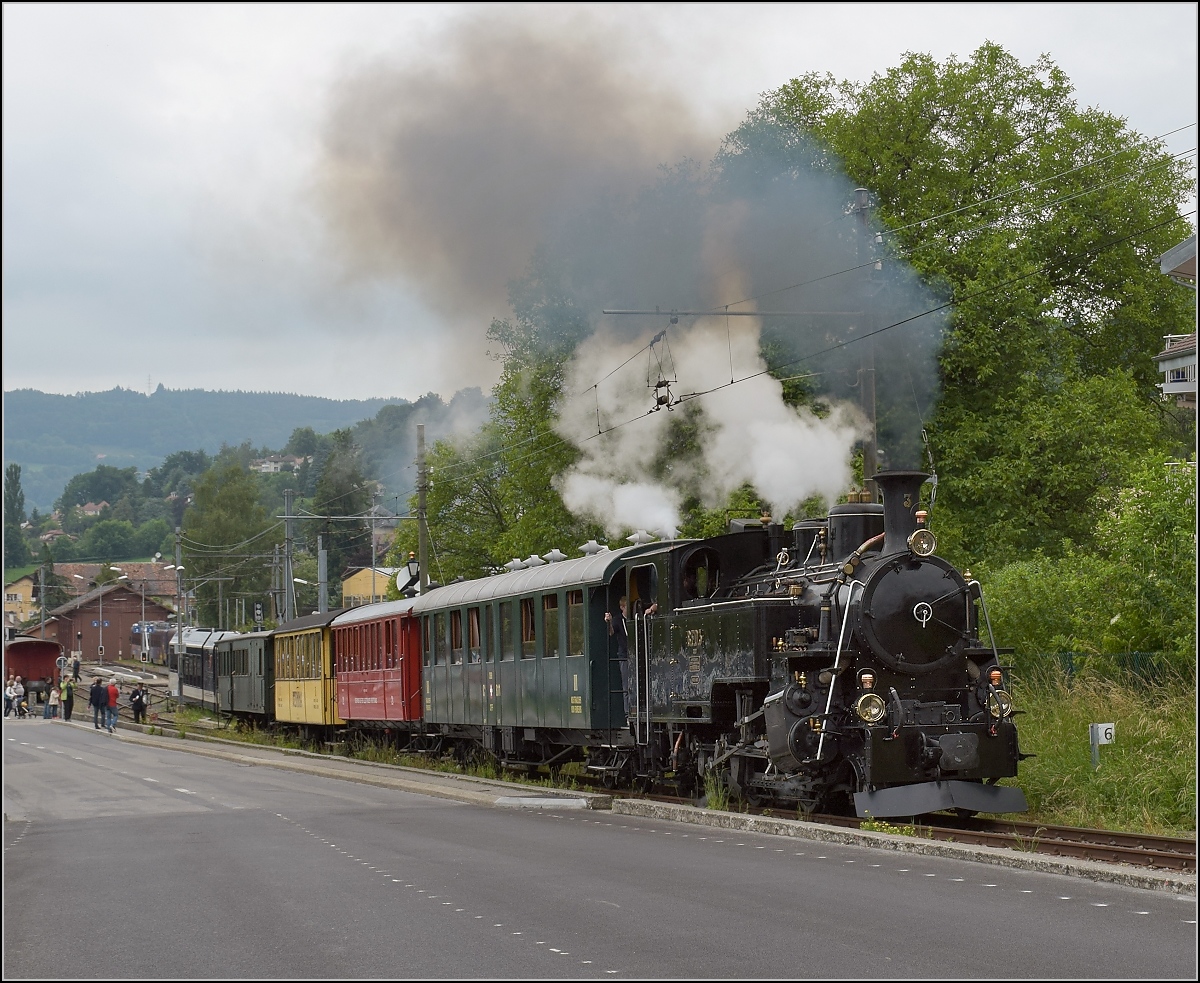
[613,799,1197,896]
[96,723,612,810]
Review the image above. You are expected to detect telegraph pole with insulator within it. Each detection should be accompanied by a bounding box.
[417,424,429,592]
[854,187,879,500]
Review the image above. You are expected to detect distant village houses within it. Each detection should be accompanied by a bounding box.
[250,455,310,474]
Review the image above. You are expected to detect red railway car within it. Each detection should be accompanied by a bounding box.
[3,635,65,703]
[330,601,422,727]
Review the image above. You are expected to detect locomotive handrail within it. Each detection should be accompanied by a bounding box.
[966,578,1002,664]
[816,579,866,762]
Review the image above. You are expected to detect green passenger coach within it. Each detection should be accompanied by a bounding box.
[406,543,669,764]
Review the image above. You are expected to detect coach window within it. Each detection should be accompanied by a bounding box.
[520,598,537,659]
[481,606,492,662]
[385,620,396,670]
[681,548,721,602]
[450,610,464,665]
[434,612,448,666]
[468,608,482,663]
[423,616,433,667]
[567,590,584,657]
[630,564,659,615]
[543,594,560,658]
[500,602,515,661]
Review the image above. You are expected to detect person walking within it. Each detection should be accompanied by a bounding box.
[47,681,61,719]
[3,676,14,717]
[12,677,25,718]
[106,679,121,733]
[72,656,81,682]
[130,684,148,725]
[61,677,75,722]
[88,678,106,730]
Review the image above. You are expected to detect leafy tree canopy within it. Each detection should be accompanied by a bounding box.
[311,429,372,579]
[182,463,275,626]
[720,42,1195,563]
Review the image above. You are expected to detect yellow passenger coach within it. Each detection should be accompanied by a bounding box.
[273,610,344,730]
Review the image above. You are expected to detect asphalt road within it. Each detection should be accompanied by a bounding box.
[4,717,1197,980]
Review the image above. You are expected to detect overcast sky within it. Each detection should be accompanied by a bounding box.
[3,2,1196,403]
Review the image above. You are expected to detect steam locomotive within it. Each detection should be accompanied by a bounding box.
[182,469,1028,819]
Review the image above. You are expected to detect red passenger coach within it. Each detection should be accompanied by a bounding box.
[331,601,422,726]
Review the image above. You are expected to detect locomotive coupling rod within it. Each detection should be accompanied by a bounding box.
[736,708,765,729]
[710,739,768,770]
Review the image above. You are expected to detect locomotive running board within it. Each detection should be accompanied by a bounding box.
[854,780,1028,818]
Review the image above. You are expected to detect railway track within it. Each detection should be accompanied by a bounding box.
[612,789,1196,872]
[789,810,1196,872]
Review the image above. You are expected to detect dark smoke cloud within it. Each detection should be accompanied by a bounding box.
[317,13,713,324]
[317,11,947,504]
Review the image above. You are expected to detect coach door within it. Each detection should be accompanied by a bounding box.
[628,562,660,745]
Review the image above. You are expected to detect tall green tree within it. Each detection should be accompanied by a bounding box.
[4,462,32,568]
[183,463,275,627]
[720,43,1195,563]
[35,543,71,613]
[311,429,371,579]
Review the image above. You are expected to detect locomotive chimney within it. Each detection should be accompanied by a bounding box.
[874,470,929,555]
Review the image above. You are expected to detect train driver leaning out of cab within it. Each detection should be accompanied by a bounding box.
[605,597,631,716]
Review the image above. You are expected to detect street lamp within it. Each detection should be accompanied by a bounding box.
[73,573,106,664]
[115,571,149,661]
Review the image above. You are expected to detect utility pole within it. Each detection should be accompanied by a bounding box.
[270,544,279,621]
[855,187,879,499]
[417,424,430,592]
[317,535,328,614]
[174,526,184,691]
[38,563,46,639]
[370,492,379,603]
[283,488,296,623]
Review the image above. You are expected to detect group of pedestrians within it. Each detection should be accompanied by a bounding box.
[4,675,28,717]
[84,678,150,732]
[6,670,151,730]
[89,678,120,732]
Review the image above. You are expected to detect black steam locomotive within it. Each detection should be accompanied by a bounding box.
[622,469,1029,817]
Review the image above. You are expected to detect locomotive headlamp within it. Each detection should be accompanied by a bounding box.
[907,528,937,556]
[855,693,887,723]
[859,670,876,690]
[987,689,1014,718]
[988,668,1004,687]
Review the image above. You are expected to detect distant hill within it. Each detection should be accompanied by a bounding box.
[2,385,488,511]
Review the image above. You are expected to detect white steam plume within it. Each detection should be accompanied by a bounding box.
[556,317,862,537]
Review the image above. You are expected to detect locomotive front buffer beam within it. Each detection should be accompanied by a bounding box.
[854,780,1028,819]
